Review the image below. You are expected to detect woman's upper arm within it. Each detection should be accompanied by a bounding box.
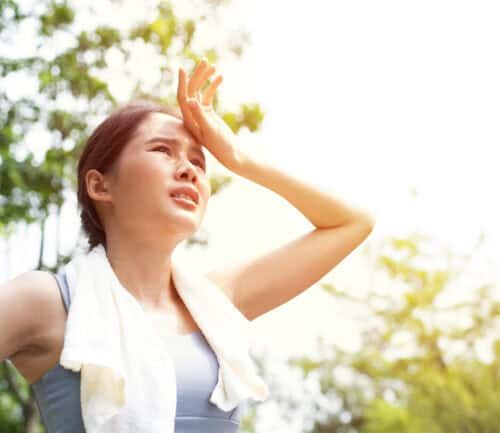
[0,270,53,361]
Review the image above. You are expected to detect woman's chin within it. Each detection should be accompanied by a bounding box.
[168,212,199,233]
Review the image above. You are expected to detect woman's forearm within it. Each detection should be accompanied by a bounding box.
[233,152,375,230]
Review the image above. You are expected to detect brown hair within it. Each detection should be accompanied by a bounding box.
[77,100,182,252]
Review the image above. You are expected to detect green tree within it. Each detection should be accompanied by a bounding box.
[253,233,499,433]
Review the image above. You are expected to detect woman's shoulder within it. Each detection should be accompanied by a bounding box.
[7,270,68,383]
[25,270,68,344]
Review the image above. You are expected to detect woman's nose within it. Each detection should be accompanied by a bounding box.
[175,158,197,182]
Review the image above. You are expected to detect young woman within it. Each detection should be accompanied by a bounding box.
[0,59,374,432]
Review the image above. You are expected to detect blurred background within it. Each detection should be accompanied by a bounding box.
[1,0,499,432]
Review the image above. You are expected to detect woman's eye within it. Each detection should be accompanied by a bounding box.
[154,146,205,171]
[193,160,206,170]
[154,145,169,153]
[154,146,172,154]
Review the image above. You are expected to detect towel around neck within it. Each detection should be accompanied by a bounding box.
[58,243,269,433]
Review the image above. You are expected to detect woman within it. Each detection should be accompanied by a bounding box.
[0,58,374,432]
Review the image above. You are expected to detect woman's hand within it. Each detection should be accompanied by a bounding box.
[177,58,245,172]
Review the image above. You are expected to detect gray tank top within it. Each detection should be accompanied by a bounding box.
[30,270,243,433]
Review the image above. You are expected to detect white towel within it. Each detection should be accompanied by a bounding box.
[59,244,269,433]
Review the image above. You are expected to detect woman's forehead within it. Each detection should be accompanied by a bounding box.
[141,112,181,132]
[132,112,205,159]
[141,113,196,142]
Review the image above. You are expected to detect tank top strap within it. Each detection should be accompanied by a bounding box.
[53,269,71,313]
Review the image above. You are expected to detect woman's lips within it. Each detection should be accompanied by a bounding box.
[170,195,198,209]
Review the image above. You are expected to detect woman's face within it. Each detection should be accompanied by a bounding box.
[97,112,211,243]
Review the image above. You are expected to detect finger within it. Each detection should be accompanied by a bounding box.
[177,67,187,101]
[187,99,211,132]
[187,59,210,98]
[183,109,203,143]
[202,74,223,106]
[178,68,203,141]
[190,62,216,100]
[182,104,203,142]
[197,65,216,95]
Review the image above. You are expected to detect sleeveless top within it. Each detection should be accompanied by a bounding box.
[30,270,243,433]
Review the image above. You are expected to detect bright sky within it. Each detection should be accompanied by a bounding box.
[2,0,499,361]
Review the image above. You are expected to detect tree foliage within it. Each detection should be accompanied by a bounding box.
[315,235,499,433]
[253,234,499,433]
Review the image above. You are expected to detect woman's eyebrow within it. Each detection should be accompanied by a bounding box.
[144,136,205,160]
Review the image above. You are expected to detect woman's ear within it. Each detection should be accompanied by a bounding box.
[86,169,113,204]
